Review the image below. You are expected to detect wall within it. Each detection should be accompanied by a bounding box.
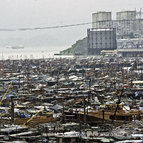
[87,28,117,55]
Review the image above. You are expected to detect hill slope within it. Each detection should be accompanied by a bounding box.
[60,37,87,55]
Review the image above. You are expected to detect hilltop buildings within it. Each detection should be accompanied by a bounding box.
[88,10,143,56]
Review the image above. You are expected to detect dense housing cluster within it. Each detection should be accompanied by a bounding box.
[0,56,143,142]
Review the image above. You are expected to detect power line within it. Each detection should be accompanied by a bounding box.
[0,22,92,32]
[1,18,143,32]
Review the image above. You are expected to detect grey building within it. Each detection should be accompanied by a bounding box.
[92,11,112,28]
[87,28,117,55]
[92,10,143,39]
[118,49,143,57]
[116,11,136,20]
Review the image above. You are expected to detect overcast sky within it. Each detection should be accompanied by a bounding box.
[0,0,142,48]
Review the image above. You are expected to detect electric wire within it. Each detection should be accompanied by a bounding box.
[0,22,93,32]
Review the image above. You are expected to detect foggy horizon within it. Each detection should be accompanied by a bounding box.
[0,0,142,50]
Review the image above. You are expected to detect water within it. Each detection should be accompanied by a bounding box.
[0,46,73,60]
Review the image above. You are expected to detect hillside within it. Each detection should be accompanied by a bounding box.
[60,37,88,55]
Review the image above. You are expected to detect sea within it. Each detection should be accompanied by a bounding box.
[0,46,73,60]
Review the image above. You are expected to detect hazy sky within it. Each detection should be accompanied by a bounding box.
[0,0,142,48]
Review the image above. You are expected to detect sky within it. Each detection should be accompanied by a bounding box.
[0,0,142,49]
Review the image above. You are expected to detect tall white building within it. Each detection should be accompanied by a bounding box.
[116,11,136,20]
[92,12,112,28]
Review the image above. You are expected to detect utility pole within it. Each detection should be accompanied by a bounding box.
[112,88,123,124]
[83,97,86,130]
[141,65,143,80]
[62,98,65,123]
[102,110,105,123]
[56,71,59,95]
[11,96,14,124]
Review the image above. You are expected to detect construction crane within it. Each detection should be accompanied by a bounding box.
[0,81,13,105]
[23,107,45,126]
